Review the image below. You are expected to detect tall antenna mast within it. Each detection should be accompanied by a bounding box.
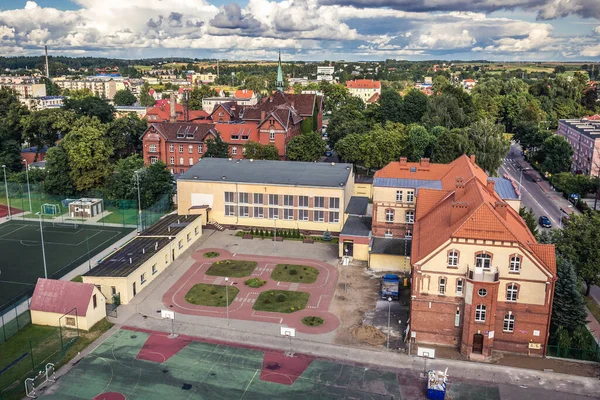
[44,45,50,79]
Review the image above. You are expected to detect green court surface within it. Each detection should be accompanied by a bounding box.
[42,329,404,400]
[0,221,134,310]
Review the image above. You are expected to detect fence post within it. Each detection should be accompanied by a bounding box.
[1,312,5,343]
[15,306,19,330]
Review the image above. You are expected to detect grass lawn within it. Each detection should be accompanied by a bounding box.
[585,296,600,324]
[271,264,319,284]
[97,208,138,225]
[205,260,257,278]
[253,290,309,313]
[184,283,239,307]
[71,275,83,283]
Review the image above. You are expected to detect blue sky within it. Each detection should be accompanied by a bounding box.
[0,0,598,61]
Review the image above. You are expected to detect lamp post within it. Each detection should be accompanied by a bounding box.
[36,209,48,279]
[22,159,32,214]
[273,216,278,247]
[2,165,11,220]
[387,296,392,351]
[135,171,142,231]
[225,277,229,326]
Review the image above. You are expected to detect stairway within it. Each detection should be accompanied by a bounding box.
[210,221,225,231]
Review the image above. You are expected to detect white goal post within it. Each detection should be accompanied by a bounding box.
[24,363,55,398]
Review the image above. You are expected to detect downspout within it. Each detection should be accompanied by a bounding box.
[543,276,557,357]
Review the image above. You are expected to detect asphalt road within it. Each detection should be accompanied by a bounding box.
[498,143,565,229]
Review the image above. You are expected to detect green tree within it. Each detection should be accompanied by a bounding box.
[519,207,539,237]
[431,128,472,164]
[40,77,61,96]
[432,76,450,92]
[400,89,428,125]
[244,75,266,96]
[139,161,175,209]
[551,257,587,333]
[322,83,350,112]
[335,133,365,164]
[113,89,137,106]
[359,122,407,169]
[287,131,326,162]
[327,97,368,147]
[422,93,469,130]
[43,145,74,196]
[20,109,74,157]
[63,88,94,100]
[61,124,114,191]
[243,141,280,160]
[0,87,29,170]
[406,124,435,161]
[379,88,403,123]
[471,78,502,121]
[63,96,115,124]
[538,136,573,175]
[105,114,147,160]
[205,133,229,158]
[501,93,545,133]
[188,85,218,110]
[106,154,144,200]
[138,83,155,107]
[465,118,510,175]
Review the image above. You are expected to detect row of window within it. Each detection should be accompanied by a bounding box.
[224,205,340,222]
[149,144,244,157]
[447,251,522,273]
[395,190,415,203]
[473,306,516,332]
[438,277,519,302]
[225,193,340,209]
[385,209,414,224]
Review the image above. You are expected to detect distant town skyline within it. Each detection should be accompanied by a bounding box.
[0,0,598,61]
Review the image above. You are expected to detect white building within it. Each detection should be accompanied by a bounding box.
[345,79,381,103]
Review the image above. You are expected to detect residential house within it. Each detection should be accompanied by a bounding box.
[346,79,381,103]
[557,116,600,176]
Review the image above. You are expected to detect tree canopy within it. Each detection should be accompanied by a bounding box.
[286,131,326,162]
[113,89,137,106]
[204,133,229,158]
[63,96,115,124]
[243,141,280,160]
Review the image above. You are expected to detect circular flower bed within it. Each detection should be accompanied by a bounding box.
[301,316,324,327]
[204,251,220,258]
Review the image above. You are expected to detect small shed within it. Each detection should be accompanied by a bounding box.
[30,278,106,331]
[69,198,104,218]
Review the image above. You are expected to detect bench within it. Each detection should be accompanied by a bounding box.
[242,234,253,239]
[303,238,314,244]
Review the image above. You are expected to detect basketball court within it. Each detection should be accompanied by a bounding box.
[0,220,133,309]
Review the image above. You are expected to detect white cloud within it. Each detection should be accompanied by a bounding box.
[581,45,600,57]
[594,26,600,34]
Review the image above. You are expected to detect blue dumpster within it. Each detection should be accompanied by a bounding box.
[427,370,447,400]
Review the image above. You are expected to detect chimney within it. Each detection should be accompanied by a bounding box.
[44,45,50,79]
[455,177,465,200]
[495,202,508,219]
[451,202,469,225]
[183,90,189,122]
[420,158,430,167]
[399,157,407,165]
[470,154,476,164]
[170,93,176,122]
[487,179,495,193]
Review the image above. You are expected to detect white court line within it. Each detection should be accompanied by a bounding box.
[0,224,27,239]
[0,279,34,286]
[240,370,259,400]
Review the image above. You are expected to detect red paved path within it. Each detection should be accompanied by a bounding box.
[0,204,22,218]
[163,248,340,334]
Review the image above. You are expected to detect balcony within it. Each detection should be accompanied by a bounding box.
[467,266,499,282]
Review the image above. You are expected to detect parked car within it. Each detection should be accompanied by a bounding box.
[538,215,552,228]
[325,150,333,157]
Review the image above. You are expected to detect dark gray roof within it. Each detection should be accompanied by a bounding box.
[340,216,372,237]
[84,214,200,278]
[179,159,353,188]
[373,178,442,191]
[489,177,519,200]
[346,196,369,216]
[371,237,412,256]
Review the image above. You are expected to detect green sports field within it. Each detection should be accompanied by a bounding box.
[0,221,134,310]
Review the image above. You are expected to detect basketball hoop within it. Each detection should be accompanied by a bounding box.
[280,327,296,357]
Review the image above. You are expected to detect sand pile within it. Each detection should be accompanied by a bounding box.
[351,325,386,346]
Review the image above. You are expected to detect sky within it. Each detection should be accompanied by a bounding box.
[0,0,598,61]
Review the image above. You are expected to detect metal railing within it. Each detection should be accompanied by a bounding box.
[467,266,500,282]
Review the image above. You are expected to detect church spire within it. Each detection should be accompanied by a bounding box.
[276,50,284,92]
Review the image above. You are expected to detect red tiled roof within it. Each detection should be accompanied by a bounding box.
[346,79,381,89]
[367,93,380,103]
[530,244,557,274]
[214,122,259,142]
[235,89,255,99]
[146,103,209,122]
[30,278,96,317]
[375,160,452,181]
[144,122,217,143]
[583,114,600,121]
[241,91,315,120]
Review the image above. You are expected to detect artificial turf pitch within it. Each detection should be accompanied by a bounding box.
[0,220,133,309]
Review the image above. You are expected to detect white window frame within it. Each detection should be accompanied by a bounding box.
[298,196,309,208]
[169,156,175,165]
[188,157,194,166]
[198,144,203,153]
[439,278,446,295]
[475,305,486,322]
[150,156,158,164]
[329,197,340,209]
[456,279,463,295]
[385,229,393,238]
[503,313,515,332]
[232,146,237,155]
[405,210,414,223]
[299,209,309,221]
[396,190,403,202]
[506,283,518,302]
[179,144,184,152]
[329,211,339,223]
[253,193,263,205]
[314,210,324,222]
[239,206,249,217]
[448,250,458,267]
[268,207,279,219]
[152,264,158,275]
[314,196,325,208]
[169,144,174,153]
[149,144,157,153]
[141,273,147,284]
[406,191,415,203]
[476,254,492,270]
[509,256,521,273]
[179,157,184,165]
[188,145,193,154]
[254,207,264,218]
[268,194,278,206]
[239,192,249,204]
[283,195,294,207]
[385,209,394,222]
[224,192,235,203]
[283,208,294,220]
[225,205,236,216]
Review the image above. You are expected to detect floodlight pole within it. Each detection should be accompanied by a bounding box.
[387,296,392,351]
[2,165,11,220]
[22,159,32,213]
[225,277,229,326]
[38,209,48,279]
[135,171,142,231]
[274,216,278,249]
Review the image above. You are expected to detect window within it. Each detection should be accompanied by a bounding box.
[178,240,183,249]
[283,208,294,220]
[141,273,147,284]
[170,144,175,153]
[92,294,97,309]
[509,256,521,273]
[456,279,463,295]
[170,156,175,165]
[268,194,278,205]
[503,313,515,332]
[298,196,309,208]
[188,145,193,154]
[224,192,235,203]
[225,205,235,216]
[152,264,158,275]
[506,283,518,302]
[405,230,412,239]
[194,226,199,235]
[439,278,446,295]
[253,193,263,204]
[189,157,194,166]
[448,250,458,267]
[187,232,191,242]
[329,198,340,209]
[405,210,414,223]
[385,209,394,222]
[165,254,168,264]
[66,317,76,327]
[239,192,249,204]
[455,309,460,327]
[198,144,203,153]
[406,191,415,202]
[385,229,393,238]
[269,207,279,219]
[283,195,294,206]
[475,305,486,322]
[179,145,184,152]
[475,253,492,270]
[478,288,487,297]
[149,144,157,153]
[396,190,403,202]
[179,157,184,165]
[314,210,324,222]
[150,156,158,164]
[232,146,237,155]
[269,126,275,141]
[111,286,116,296]
[299,209,309,221]
[329,212,339,223]
[239,206,249,217]
[314,197,325,208]
[254,207,264,218]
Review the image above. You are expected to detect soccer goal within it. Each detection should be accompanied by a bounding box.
[41,203,61,216]
[24,363,56,398]
[52,221,79,229]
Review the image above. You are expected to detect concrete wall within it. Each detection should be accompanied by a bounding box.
[338,236,370,261]
[353,183,373,199]
[369,254,410,272]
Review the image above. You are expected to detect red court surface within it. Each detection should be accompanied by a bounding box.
[163,248,340,334]
[0,204,22,218]
[260,352,315,385]
[92,392,127,400]
[136,333,192,363]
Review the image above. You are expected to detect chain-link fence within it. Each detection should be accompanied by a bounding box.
[0,300,31,344]
[547,329,600,362]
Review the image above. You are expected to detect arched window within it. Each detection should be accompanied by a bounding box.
[447,250,459,266]
[503,313,515,332]
[385,209,394,223]
[506,283,518,302]
[475,253,492,270]
[509,256,521,273]
[475,305,486,322]
[232,147,237,155]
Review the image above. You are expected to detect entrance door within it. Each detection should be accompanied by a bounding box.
[172,249,175,261]
[343,241,354,257]
[472,334,484,354]
[133,282,137,297]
